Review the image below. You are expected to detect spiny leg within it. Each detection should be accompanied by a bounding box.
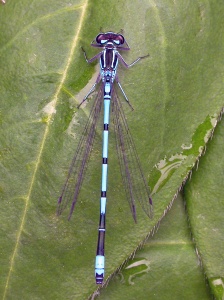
[77,73,101,108]
[117,52,149,68]
[81,46,102,63]
[116,79,134,110]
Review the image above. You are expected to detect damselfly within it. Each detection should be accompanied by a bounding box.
[57,31,153,284]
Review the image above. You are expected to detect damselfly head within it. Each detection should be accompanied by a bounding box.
[95,32,125,46]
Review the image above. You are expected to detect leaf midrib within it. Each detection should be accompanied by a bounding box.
[2,1,88,298]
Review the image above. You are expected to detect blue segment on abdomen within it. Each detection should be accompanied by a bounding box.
[100,197,106,214]
[101,164,108,191]
[103,99,110,124]
[102,131,109,158]
[95,255,105,274]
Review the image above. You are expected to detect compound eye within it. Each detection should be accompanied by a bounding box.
[95,32,125,45]
[96,34,108,44]
[113,40,120,45]
[114,34,125,45]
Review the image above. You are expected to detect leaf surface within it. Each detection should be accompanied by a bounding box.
[0,0,224,299]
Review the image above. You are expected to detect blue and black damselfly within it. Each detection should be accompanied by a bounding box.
[57,31,153,284]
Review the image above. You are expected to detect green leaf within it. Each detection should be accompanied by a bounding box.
[0,0,224,299]
[97,193,212,300]
[185,116,224,300]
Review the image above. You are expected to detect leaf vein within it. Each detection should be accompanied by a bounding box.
[3,1,89,298]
